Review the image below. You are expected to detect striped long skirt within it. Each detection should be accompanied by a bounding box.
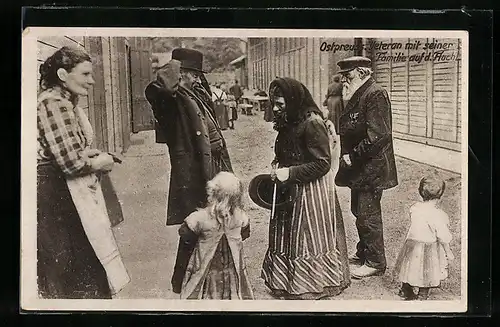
[261,170,350,299]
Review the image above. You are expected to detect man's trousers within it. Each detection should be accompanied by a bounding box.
[350,188,387,270]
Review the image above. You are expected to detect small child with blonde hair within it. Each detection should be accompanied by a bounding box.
[179,172,254,300]
[393,176,455,300]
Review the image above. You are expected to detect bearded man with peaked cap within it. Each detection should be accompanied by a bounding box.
[335,56,398,279]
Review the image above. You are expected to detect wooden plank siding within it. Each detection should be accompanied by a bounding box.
[86,37,109,151]
[100,37,116,152]
[129,37,154,133]
[370,38,463,151]
[247,37,463,152]
[248,38,331,107]
[118,38,133,152]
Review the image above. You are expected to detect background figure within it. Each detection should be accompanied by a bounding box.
[323,74,344,134]
[335,56,398,279]
[226,93,238,130]
[263,101,274,122]
[229,79,243,105]
[179,172,254,300]
[37,46,129,299]
[145,48,233,294]
[212,83,229,130]
[252,88,273,123]
[261,77,350,300]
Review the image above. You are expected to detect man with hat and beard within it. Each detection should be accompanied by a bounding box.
[144,48,233,294]
[335,56,398,279]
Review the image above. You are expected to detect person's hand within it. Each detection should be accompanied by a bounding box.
[342,154,352,166]
[157,59,181,94]
[270,167,277,181]
[275,168,290,182]
[270,161,278,180]
[90,152,115,173]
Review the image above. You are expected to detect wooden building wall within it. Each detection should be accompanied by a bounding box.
[248,37,463,152]
[369,38,462,151]
[248,38,355,112]
[129,37,154,134]
[36,36,153,154]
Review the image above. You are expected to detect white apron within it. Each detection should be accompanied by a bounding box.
[66,105,130,295]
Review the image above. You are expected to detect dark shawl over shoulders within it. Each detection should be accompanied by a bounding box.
[280,114,332,184]
[269,78,331,185]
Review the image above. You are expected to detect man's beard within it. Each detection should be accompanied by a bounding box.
[272,110,288,131]
[342,75,363,101]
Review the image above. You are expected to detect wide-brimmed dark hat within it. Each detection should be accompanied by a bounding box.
[248,174,299,210]
[172,48,206,73]
[337,56,372,74]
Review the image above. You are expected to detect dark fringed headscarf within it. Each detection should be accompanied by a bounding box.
[269,77,323,130]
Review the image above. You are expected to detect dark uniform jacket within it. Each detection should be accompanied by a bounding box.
[336,77,398,190]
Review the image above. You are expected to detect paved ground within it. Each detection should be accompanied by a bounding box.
[111,111,462,301]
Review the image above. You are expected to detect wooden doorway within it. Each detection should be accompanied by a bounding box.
[122,40,134,151]
[130,37,154,133]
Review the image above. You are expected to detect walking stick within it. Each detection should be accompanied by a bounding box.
[271,164,278,219]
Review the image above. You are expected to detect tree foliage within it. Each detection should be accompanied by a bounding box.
[150,37,244,73]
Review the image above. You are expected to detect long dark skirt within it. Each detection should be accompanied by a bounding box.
[37,164,111,299]
[214,103,229,130]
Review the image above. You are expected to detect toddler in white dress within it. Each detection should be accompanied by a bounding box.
[393,176,455,300]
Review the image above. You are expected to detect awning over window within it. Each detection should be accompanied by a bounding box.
[229,55,247,67]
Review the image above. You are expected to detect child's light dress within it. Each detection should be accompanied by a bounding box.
[180,207,254,300]
[393,201,453,287]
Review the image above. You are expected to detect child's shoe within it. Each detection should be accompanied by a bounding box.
[398,283,417,300]
[417,287,430,300]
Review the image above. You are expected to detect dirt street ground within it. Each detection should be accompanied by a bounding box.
[112,111,462,301]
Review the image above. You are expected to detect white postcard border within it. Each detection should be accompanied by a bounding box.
[21,27,469,313]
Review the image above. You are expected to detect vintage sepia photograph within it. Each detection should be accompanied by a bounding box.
[21,28,468,312]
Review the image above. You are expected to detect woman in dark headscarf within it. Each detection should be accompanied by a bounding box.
[261,77,350,300]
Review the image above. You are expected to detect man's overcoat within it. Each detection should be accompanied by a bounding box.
[145,82,232,225]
